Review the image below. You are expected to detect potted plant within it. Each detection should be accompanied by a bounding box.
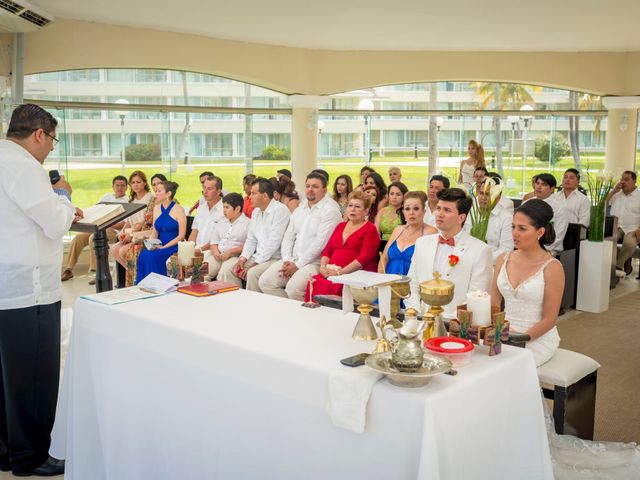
[576,174,615,313]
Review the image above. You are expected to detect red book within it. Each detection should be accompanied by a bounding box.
[177,281,239,297]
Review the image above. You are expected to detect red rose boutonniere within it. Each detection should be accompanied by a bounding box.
[448,254,460,267]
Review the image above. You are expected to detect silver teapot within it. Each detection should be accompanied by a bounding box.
[382,317,427,371]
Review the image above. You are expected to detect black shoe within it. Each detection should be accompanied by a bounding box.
[14,456,65,477]
[624,258,633,276]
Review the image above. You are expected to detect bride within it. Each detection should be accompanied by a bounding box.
[491,199,640,479]
[490,198,563,367]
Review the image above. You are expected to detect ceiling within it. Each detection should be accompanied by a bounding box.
[29,0,640,52]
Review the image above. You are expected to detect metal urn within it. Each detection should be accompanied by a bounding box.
[349,285,379,341]
[419,272,455,338]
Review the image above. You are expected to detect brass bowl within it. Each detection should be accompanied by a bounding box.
[365,352,453,388]
[350,285,378,305]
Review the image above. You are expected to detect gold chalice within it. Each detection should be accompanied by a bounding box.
[419,272,455,338]
[350,285,379,341]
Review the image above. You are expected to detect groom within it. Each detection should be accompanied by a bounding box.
[406,188,493,319]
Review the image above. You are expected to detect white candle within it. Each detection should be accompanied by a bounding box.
[466,291,491,327]
[178,241,195,266]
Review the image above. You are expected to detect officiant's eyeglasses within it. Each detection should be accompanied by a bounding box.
[44,131,59,145]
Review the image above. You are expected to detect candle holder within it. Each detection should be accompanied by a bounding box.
[167,252,208,284]
[450,305,509,356]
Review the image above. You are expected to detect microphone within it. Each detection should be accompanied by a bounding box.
[49,169,61,185]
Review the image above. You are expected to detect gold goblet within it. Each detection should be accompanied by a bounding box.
[419,272,455,338]
[350,285,379,340]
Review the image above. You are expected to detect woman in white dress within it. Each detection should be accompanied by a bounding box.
[458,139,485,191]
[490,199,563,367]
[492,199,640,478]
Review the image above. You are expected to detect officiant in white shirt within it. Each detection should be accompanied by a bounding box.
[188,175,224,252]
[552,168,590,227]
[0,104,79,476]
[222,178,290,290]
[258,172,342,301]
[407,188,492,319]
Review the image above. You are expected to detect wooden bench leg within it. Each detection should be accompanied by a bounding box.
[548,371,598,440]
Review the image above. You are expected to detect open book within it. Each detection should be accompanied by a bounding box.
[77,203,125,226]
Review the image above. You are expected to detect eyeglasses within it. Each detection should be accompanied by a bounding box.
[44,131,59,145]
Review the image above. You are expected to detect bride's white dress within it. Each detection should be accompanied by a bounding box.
[497,252,560,367]
[498,252,640,479]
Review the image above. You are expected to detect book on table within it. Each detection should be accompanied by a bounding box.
[76,203,125,226]
[177,281,239,297]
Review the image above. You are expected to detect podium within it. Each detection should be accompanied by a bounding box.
[69,202,147,293]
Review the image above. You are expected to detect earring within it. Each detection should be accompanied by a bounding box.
[537,235,542,240]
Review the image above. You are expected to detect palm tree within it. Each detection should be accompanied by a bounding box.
[474,82,536,177]
[568,92,603,171]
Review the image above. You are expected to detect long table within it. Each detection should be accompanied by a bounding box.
[51,289,552,479]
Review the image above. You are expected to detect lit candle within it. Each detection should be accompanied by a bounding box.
[466,291,491,327]
[178,241,195,266]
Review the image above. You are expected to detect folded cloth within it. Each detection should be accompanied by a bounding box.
[326,367,383,433]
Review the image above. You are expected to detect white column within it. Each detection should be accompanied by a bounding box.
[288,95,330,188]
[602,96,640,177]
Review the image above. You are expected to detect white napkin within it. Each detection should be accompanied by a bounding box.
[378,285,392,322]
[326,367,383,433]
[342,285,354,315]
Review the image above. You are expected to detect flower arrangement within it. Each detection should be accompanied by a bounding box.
[586,174,615,242]
[469,180,502,242]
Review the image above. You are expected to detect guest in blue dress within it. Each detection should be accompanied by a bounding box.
[379,191,438,276]
[136,181,187,284]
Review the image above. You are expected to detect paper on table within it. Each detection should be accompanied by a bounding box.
[81,286,163,306]
[326,367,383,433]
[330,271,402,288]
[137,272,179,293]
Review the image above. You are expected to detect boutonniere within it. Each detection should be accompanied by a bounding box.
[448,254,460,267]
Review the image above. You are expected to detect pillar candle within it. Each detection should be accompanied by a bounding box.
[466,291,491,327]
[178,241,195,266]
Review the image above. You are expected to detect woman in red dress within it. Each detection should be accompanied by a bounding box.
[305,190,381,301]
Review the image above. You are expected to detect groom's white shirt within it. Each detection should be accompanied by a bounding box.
[406,229,493,319]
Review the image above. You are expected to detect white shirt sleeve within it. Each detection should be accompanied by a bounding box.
[280,219,296,262]
[492,215,514,264]
[240,218,258,260]
[549,203,569,253]
[9,171,75,240]
[577,194,591,227]
[295,207,342,269]
[469,244,493,293]
[253,206,290,264]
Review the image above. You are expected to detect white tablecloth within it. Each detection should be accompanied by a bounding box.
[51,290,552,479]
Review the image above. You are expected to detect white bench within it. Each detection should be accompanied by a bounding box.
[537,348,600,440]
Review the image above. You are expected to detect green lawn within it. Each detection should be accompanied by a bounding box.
[60,153,616,208]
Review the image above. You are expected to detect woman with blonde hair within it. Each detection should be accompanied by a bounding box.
[458,139,486,191]
[304,190,380,301]
[379,191,437,275]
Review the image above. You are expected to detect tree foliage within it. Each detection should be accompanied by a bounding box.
[534,134,570,165]
[125,143,161,162]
